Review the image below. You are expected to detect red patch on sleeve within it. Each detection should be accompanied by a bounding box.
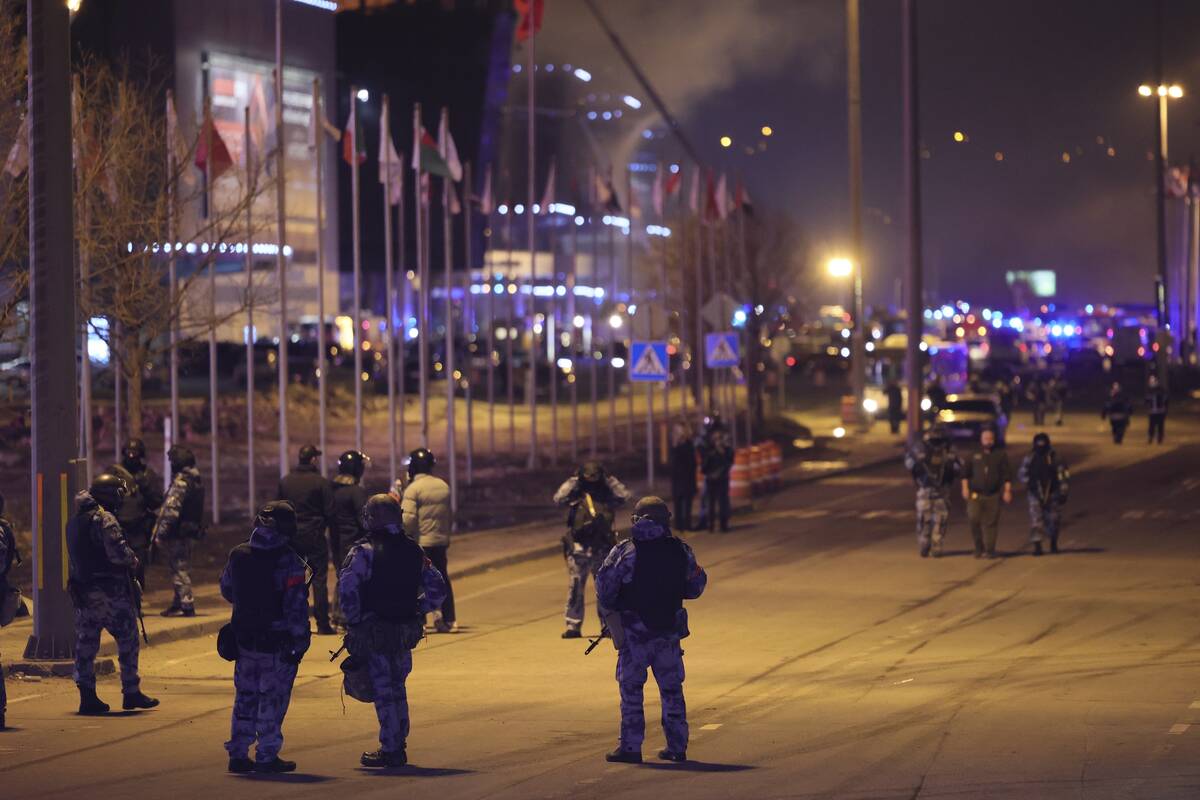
[286,575,305,589]
[423,557,432,569]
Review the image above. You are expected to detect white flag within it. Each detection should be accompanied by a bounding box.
[651,164,664,217]
[479,165,494,215]
[688,165,701,214]
[378,100,404,206]
[715,172,728,221]
[437,110,463,182]
[539,158,556,215]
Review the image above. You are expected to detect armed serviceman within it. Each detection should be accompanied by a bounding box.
[554,461,630,639]
[331,450,370,627]
[278,443,336,635]
[903,425,961,558]
[220,501,310,774]
[961,428,1013,559]
[152,445,205,617]
[1,490,19,730]
[67,474,159,716]
[1018,433,1070,556]
[596,496,707,764]
[113,438,164,588]
[338,494,447,768]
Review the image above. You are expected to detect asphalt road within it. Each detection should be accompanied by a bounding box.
[3,430,1199,799]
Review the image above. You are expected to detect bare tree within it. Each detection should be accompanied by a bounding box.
[0,9,28,345]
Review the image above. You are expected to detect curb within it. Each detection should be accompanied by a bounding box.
[5,657,113,679]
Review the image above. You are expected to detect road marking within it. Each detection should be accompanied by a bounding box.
[1122,510,1145,520]
[1189,701,1200,710]
[892,678,914,685]
[700,723,723,731]
[1168,724,1190,735]
[6,692,46,705]
[456,567,562,604]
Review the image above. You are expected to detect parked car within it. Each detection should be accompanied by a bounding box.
[935,393,1007,444]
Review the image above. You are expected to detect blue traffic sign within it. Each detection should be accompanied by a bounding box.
[705,332,740,368]
[629,341,670,382]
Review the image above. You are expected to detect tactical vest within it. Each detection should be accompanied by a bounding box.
[179,475,204,528]
[227,543,286,638]
[364,533,423,622]
[1,519,15,576]
[924,448,954,489]
[619,537,688,634]
[67,510,124,585]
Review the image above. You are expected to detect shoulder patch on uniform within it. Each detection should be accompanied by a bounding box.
[285,574,305,589]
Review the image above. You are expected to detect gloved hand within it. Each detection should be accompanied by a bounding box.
[281,648,304,666]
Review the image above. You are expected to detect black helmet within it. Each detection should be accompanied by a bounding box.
[298,443,321,464]
[167,445,196,471]
[632,495,671,526]
[360,493,403,533]
[578,461,605,484]
[90,473,129,513]
[337,450,370,480]
[106,464,137,495]
[1033,432,1051,450]
[703,411,724,432]
[924,424,949,444]
[255,500,297,539]
[406,448,435,479]
[122,438,147,465]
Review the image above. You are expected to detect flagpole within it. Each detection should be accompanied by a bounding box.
[658,162,671,431]
[167,91,180,453]
[383,94,397,482]
[706,218,716,413]
[738,186,752,446]
[313,79,327,478]
[440,107,458,523]
[720,218,736,452]
[350,85,364,453]
[546,173,559,467]
[274,0,290,479]
[625,165,635,453]
[397,156,408,462]
[607,201,616,454]
[525,26,539,470]
[589,168,599,459]
[113,321,122,458]
[205,95,221,526]
[506,201,515,454]
[78,178,93,483]
[568,199,579,463]
[693,170,704,416]
[485,175,495,458]
[245,105,257,511]
[463,161,475,484]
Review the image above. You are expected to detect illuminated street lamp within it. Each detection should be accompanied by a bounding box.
[1138,82,1184,329]
[719,135,732,148]
[761,125,773,137]
[827,257,854,278]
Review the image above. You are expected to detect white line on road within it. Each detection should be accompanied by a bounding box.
[1189,701,1200,709]
[1168,723,1190,735]
[700,723,723,731]
[6,693,46,705]
[456,567,563,604]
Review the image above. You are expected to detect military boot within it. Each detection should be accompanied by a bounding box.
[78,686,110,715]
[254,757,297,773]
[605,746,642,764]
[122,691,160,710]
[1033,541,1044,556]
[227,757,254,774]
[657,748,687,762]
[361,748,407,768]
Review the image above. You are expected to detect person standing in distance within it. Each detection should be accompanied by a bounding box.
[152,446,205,617]
[339,494,447,768]
[668,421,697,532]
[701,431,734,533]
[1101,382,1133,444]
[330,450,370,628]
[221,501,310,774]
[1145,374,1168,444]
[961,428,1012,559]
[554,461,631,639]
[0,491,19,730]
[1018,433,1070,556]
[68,474,159,715]
[903,425,961,558]
[596,497,707,764]
[399,448,455,633]
[277,444,336,635]
[112,438,163,589]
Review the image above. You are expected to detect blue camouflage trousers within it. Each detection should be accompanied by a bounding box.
[161,536,194,608]
[616,636,688,753]
[1027,496,1062,545]
[565,548,608,632]
[225,650,298,762]
[74,587,141,693]
[367,650,413,752]
[915,488,951,551]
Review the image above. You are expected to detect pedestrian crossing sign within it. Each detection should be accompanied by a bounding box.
[705,332,740,368]
[629,341,670,382]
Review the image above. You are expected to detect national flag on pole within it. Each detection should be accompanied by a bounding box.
[378,101,404,206]
[195,103,234,180]
[308,97,341,151]
[4,114,28,178]
[664,169,682,200]
[514,0,544,42]
[478,165,494,214]
[703,170,720,223]
[246,75,271,165]
[651,165,664,217]
[715,172,729,221]
[688,165,701,214]
[735,177,754,215]
[539,158,556,214]
[437,111,463,182]
[166,90,196,190]
[448,181,462,215]
[596,170,622,213]
[414,127,451,178]
[342,104,366,166]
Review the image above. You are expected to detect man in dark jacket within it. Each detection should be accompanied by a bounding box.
[961,428,1012,559]
[596,497,707,764]
[331,450,370,627]
[112,439,163,589]
[1018,433,1070,555]
[278,444,336,635]
[152,446,205,617]
[1145,374,1168,444]
[702,431,734,533]
[1101,382,1133,444]
[0,490,18,730]
[668,422,697,532]
[885,380,904,434]
[220,501,310,774]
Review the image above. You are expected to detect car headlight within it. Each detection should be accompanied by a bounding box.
[862,398,878,414]
[920,398,932,411]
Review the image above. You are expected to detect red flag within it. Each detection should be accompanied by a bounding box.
[342,105,366,166]
[515,0,544,42]
[195,105,234,179]
[704,170,720,224]
[664,170,682,198]
[735,178,754,215]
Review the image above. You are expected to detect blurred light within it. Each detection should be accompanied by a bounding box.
[840,328,851,339]
[862,398,878,414]
[642,129,654,139]
[498,203,508,215]
[608,314,623,329]
[361,371,370,382]
[719,135,732,148]
[955,326,965,338]
[864,341,875,352]
[827,257,853,278]
[785,355,797,367]
[612,357,626,369]
[953,131,965,142]
[574,68,592,82]
[67,0,83,11]
[356,88,369,102]
[602,111,612,121]
[669,163,680,174]
[840,347,850,358]
[1157,85,1168,97]
[514,203,524,214]
[1061,152,1070,164]
[1169,85,1184,98]
[587,111,598,120]
[1139,84,1154,97]
[574,215,585,226]
[573,315,585,328]
[977,326,986,336]
[513,64,522,73]
[557,357,573,371]
[918,341,929,352]
[920,397,932,411]
[832,426,846,439]
[1085,303,1095,314]
[994,151,1004,162]
[622,95,642,109]
[732,309,748,326]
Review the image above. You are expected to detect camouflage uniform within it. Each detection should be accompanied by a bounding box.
[219,524,310,763]
[152,466,204,610]
[554,473,630,633]
[596,519,707,755]
[904,440,961,555]
[1,514,17,724]
[339,532,447,753]
[1018,449,1069,548]
[69,492,142,694]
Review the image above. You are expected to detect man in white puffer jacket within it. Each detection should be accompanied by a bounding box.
[396,448,455,633]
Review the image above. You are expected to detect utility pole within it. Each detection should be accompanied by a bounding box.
[902,0,924,444]
[24,0,79,661]
[1152,0,1169,330]
[846,0,866,416]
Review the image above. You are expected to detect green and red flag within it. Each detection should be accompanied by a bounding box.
[342,105,366,166]
[413,127,451,178]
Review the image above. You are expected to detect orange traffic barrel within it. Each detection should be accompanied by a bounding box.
[768,441,782,487]
[840,394,858,425]
[749,445,764,494]
[730,448,751,500]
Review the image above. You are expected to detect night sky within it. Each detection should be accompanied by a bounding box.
[540,0,1200,310]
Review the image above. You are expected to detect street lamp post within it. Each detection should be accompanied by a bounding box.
[1139,82,1183,331]
[845,0,866,417]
